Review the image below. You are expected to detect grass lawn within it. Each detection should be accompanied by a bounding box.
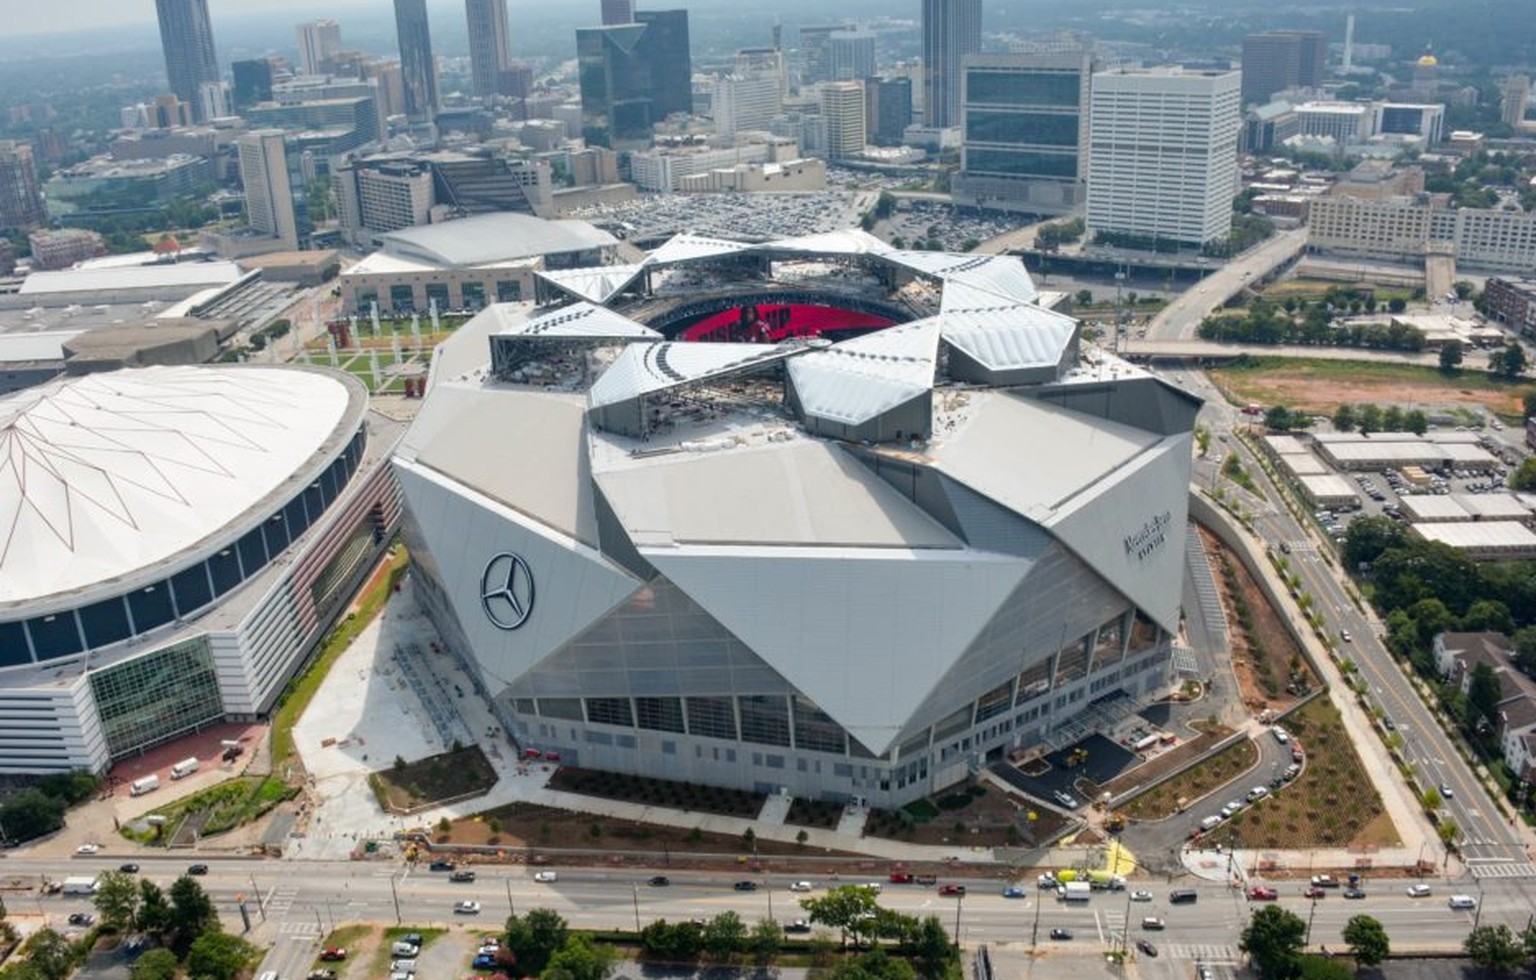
[269,543,409,769]
[1202,697,1399,850]
[1261,279,1416,302]
[314,923,372,966]
[370,745,499,812]
[1121,738,1260,821]
[120,776,296,844]
[1209,356,1532,419]
[370,926,447,977]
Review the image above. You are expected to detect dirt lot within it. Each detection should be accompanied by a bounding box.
[1209,357,1530,419]
[1201,526,1316,715]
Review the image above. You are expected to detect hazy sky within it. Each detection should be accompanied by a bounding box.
[4,0,548,36]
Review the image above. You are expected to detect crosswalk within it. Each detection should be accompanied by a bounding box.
[1163,943,1239,962]
[277,921,320,938]
[267,885,300,916]
[1467,861,1536,879]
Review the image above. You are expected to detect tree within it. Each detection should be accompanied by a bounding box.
[1465,923,1527,974]
[0,791,66,842]
[1510,458,1536,493]
[640,919,703,960]
[1075,289,1094,306]
[137,879,171,937]
[828,947,919,980]
[1491,343,1528,379]
[1438,341,1464,373]
[93,870,140,930]
[1332,404,1357,432]
[505,908,568,975]
[1240,905,1307,979]
[1462,599,1515,634]
[1403,409,1429,435]
[1524,389,1536,419]
[128,948,179,980]
[742,918,780,964]
[1421,787,1442,810]
[167,875,218,946]
[908,915,957,979]
[801,885,881,949]
[22,929,81,980]
[1266,405,1298,432]
[1513,626,1536,675]
[703,911,746,960]
[544,933,616,980]
[1387,297,1407,314]
[1468,661,1503,730]
[1356,403,1383,434]
[1342,915,1390,966]
[1342,516,1409,569]
[185,932,256,980]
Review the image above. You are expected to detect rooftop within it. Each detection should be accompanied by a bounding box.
[376,213,619,269]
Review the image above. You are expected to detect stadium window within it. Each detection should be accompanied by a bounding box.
[635,696,686,733]
[738,695,791,747]
[585,697,633,727]
[685,696,737,740]
[792,696,847,754]
[615,734,636,749]
[538,697,583,721]
[974,679,1014,723]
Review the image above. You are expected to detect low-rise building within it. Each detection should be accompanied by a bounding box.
[1433,632,1536,779]
[26,229,106,270]
[676,157,827,193]
[1481,277,1536,338]
[1307,194,1536,272]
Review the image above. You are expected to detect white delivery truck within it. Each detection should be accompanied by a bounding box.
[170,757,199,779]
[62,876,100,896]
[130,775,160,796]
[1058,881,1092,902]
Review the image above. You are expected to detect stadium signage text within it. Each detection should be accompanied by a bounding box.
[1123,512,1173,563]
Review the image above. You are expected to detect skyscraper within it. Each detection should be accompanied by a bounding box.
[232,60,277,112]
[394,0,440,122]
[1240,30,1326,105]
[576,12,693,149]
[1502,74,1531,129]
[466,0,515,100]
[798,25,847,87]
[867,76,912,144]
[922,0,981,128]
[297,19,342,76]
[1086,68,1241,248]
[155,0,221,122]
[829,31,877,81]
[0,142,47,232]
[237,130,298,250]
[600,0,634,26]
[955,44,1094,212]
[821,81,867,158]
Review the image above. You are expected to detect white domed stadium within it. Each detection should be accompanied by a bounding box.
[395,229,1199,807]
[0,365,402,773]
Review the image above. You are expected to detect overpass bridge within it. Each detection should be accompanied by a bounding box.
[1143,228,1310,341]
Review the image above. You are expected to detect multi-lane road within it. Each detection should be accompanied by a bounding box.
[1143,229,1309,342]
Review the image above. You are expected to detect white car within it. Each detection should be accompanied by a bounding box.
[454,900,482,914]
[789,881,813,892]
[74,843,100,855]
[533,871,558,883]
[1406,884,1432,898]
[1130,890,1154,902]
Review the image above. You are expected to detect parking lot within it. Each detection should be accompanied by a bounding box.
[565,190,864,243]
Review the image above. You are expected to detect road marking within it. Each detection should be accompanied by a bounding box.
[1165,943,1238,961]
[1468,862,1536,879]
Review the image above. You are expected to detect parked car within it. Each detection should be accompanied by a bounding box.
[307,971,338,980]
[784,920,812,934]
[1344,888,1367,900]
[67,913,94,926]
[1303,887,1326,899]
[75,844,99,855]
[1037,873,1059,889]
[119,863,140,873]
[1130,889,1154,902]
[429,860,454,872]
[472,954,498,970]
[187,864,209,876]
[889,872,913,884]
[318,948,347,961]
[451,870,476,883]
[1311,875,1340,888]
[1002,886,1026,898]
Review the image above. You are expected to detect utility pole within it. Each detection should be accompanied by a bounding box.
[1031,890,1042,950]
[389,871,402,924]
[506,876,515,918]
[953,892,963,949]
[249,875,266,920]
[1305,895,1318,948]
[632,883,641,932]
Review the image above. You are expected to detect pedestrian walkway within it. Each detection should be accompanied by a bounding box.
[1164,943,1238,962]
[1466,860,1536,879]
[756,793,792,827]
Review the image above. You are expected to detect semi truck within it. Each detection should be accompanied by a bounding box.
[1058,881,1092,902]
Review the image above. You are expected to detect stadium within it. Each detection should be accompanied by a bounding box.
[395,227,1199,807]
[0,365,402,773]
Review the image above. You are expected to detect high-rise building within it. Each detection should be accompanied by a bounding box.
[394,0,440,122]
[715,48,786,138]
[576,11,692,149]
[600,0,634,25]
[466,0,515,100]
[1086,68,1241,248]
[922,0,982,128]
[1240,30,1326,106]
[867,76,912,144]
[0,142,47,231]
[236,130,298,249]
[821,81,867,159]
[297,20,342,76]
[955,45,1094,213]
[1503,74,1531,129]
[798,25,847,87]
[232,59,277,111]
[155,0,221,122]
[829,31,877,81]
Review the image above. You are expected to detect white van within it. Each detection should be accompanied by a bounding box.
[170,757,199,779]
[1448,894,1477,910]
[391,941,421,957]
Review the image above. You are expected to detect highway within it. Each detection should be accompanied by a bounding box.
[13,857,1536,968]
[1144,229,1309,342]
[1160,365,1532,877]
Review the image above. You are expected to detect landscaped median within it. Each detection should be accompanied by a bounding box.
[369,745,499,814]
[119,776,296,845]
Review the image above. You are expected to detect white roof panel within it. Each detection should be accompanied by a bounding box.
[588,342,800,409]
[945,255,1039,303]
[509,302,660,340]
[0,366,354,606]
[1400,494,1472,520]
[1453,493,1531,519]
[644,233,753,266]
[19,261,244,296]
[534,264,646,304]
[939,304,1078,372]
[787,319,939,426]
[378,213,617,268]
[761,228,892,255]
[1414,521,1536,551]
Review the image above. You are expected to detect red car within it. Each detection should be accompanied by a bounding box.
[1303,886,1326,899]
[318,948,347,962]
[889,872,913,884]
[1247,886,1278,901]
[938,885,966,897]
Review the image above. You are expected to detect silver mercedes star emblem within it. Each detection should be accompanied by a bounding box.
[480,552,535,630]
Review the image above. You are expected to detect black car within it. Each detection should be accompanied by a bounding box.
[186,864,209,876]
[648,875,670,887]
[1137,940,1159,958]
[450,870,476,883]
[1344,888,1366,899]
[67,913,94,926]
[733,881,759,891]
[429,860,455,872]
[1049,928,1073,941]
[119,863,140,873]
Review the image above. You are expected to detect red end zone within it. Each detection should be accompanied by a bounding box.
[678,303,896,343]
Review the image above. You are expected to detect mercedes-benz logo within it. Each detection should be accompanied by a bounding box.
[480,552,535,630]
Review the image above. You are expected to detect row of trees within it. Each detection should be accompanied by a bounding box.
[0,771,101,844]
[1330,402,1431,435]
[1242,906,1388,979]
[1198,301,1426,351]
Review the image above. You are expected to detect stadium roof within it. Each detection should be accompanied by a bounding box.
[588,341,802,409]
[787,319,939,426]
[0,366,356,607]
[377,213,618,269]
[510,301,660,341]
[535,264,647,304]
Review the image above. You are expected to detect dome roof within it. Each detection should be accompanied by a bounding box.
[1417,52,1438,67]
[0,366,359,608]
